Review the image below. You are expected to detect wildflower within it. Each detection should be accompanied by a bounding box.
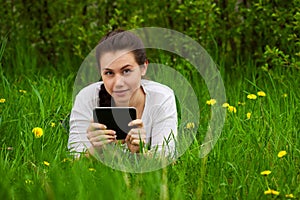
[257,91,266,97]
[228,106,237,113]
[25,179,33,184]
[264,189,280,195]
[32,127,43,138]
[264,189,272,195]
[206,99,216,105]
[282,93,288,98]
[238,102,246,106]
[278,150,287,158]
[260,170,271,176]
[43,161,50,166]
[285,194,294,198]
[89,168,96,172]
[222,103,229,108]
[186,122,195,129]
[19,90,27,94]
[0,98,5,103]
[62,158,72,162]
[51,122,56,127]
[247,94,257,100]
[272,190,280,195]
[247,112,251,119]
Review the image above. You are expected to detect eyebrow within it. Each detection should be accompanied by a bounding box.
[103,64,132,71]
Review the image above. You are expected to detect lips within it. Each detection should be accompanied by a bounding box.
[113,89,129,96]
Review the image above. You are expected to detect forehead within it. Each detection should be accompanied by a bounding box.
[100,50,136,70]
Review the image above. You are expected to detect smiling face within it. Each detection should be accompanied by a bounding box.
[100,50,148,106]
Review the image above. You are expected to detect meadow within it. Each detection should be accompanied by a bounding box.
[0,37,299,200]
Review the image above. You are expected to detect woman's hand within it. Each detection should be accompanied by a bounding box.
[86,122,116,154]
[125,119,146,153]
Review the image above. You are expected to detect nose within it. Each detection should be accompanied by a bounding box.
[114,74,125,88]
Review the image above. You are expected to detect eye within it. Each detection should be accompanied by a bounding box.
[103,71,114,76]
[123,69,132,75]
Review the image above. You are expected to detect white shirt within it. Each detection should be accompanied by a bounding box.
[68,79,178,157]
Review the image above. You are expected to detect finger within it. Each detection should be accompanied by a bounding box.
[128,119,143,128]
[127,130,146,143]
[92,139,116,147]
[130,138,145,146]
[87,123,107,132]
[87,129,116,139]
[89,134,116,143]
[128,128,146,137]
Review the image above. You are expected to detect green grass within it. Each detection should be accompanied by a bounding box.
[0,40,299,199]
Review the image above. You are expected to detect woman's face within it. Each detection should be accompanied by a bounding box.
[100,50,148,106]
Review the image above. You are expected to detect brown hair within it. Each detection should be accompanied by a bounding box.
[96,29,147,106]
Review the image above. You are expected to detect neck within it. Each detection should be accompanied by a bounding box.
[130,87,146,119]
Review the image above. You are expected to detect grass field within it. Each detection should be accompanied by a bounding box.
[0,38,299,199]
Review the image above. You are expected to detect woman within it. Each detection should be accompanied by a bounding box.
[68,29,177,158]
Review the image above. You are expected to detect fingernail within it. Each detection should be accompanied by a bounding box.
[128,122,132,126]
[103,125,107,129]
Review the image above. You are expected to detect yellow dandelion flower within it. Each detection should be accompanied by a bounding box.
[247,112,251,119]
[278,150,287,158]
[282,93,288,98]
[271,190,280,195]
[257,91,266,97]
[186,122,195,129]
[264,189,280,195]
[19,90,27,94]
[264,189,272,195]
[32,127,43,138]
[51,122,56,127]
[238,102,246,106]
[222,103,229,108]
[25,179,33,184]
[285,194,294,198]
[228,106,237,113]
[247,94,257,100]
[89,168,96,172]
[43,161,50,166]
[260,170,271,176]
[206,99,216,105]
[62,158,73,162]
[0,98,5,103]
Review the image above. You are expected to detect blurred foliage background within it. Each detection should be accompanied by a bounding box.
[1,0,299,74]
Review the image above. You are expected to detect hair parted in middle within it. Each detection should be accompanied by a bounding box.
[96,29,148,107]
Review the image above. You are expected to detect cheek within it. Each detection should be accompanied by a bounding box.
[128,75,141,88]
[103,79,113,93]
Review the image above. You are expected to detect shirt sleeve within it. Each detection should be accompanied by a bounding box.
[68,86,97,155]
[149,92,178,158]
